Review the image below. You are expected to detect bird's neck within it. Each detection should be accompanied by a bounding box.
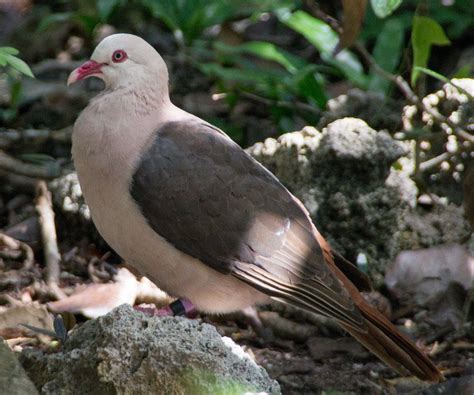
[94,73,171,116]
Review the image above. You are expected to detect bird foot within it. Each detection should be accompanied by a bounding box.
[134,298,197,318]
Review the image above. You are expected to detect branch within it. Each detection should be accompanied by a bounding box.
[35,181,65,300]
[0,233,34,270]
[0,126,72,150]
[0,149,61,179]
[419,151,455,172]
[238,91,321,116]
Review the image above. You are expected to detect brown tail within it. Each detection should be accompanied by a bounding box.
[311,230,443,381]
[341,300,443,382]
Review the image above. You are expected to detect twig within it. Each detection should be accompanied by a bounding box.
[0,126,72,150]
[0,149,61,179]
[35,181,65,300]
[419,151,455,172]
[238,91,322,116]
[452,341,474,351]
[0,169,38,192]
[0,233,34,270]
[259,310,316,341]
[32,59,82,76]
[425,324,454,345]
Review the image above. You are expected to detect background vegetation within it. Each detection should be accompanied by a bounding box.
[0,1,472,393]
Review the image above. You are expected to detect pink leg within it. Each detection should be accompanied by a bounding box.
[134,298,197,319]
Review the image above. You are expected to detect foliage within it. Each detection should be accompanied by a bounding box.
[411,16,450,85]
[279,10,368,88]
[0,47,34,78]
[0,47,33,123]
[142,0,293,45]
[8,0,472,145]
[370,0,402,18]
[368,19,404,93]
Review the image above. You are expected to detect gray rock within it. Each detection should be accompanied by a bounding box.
[249,118,412,282]
[318,89,403,132]
[49,173,103,245]
[50,172,90,222]
[20,305,280,395]
[400,204,471,250]
[0,339,38,395]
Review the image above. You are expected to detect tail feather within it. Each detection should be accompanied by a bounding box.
[341,301,443,382]
[314,230,443,382]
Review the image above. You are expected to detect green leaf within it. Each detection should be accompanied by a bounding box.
[9,79,22,108]
[199,63,272,84]
[73,14,100,35]
[293,66,327,108]
[5,54,34,78]
[97,0,123,21]
[414,66,474,99]
[370,0,402,18]
[368,18,404,94]
[215,41,307,74]
[19,153,56,164]
[279,10,338,54]
[278,10,367,87]
[414,67,450,85]
[0,47,19,56]
[411,16,450,86]
[452,64,471,79]
[37,12,74,32]
[0,47,18,66]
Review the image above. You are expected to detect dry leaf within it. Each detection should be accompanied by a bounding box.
[336,0,368,54]
[385,244,474,306]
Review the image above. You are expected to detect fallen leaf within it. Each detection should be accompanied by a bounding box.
[47,267,138,318]
[0,305,53,344]
[385,244,474,306]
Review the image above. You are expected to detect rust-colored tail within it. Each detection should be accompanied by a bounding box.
[341,300,443,382]
[312,230,443,382]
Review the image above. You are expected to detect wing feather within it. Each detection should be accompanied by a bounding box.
[131,120,365,328]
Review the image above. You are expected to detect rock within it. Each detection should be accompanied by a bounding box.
[49,172,103,245]
[0,339,38,395]
[420,363,474,395]
[316,118,406,179]
[400,204,471,250]
[385,244,474,309]
[248,118,412,282]
[49,172,90,223]
[318,89,403,132]
[20,304,280,394]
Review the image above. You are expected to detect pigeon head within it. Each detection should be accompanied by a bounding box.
[67,33,168,90]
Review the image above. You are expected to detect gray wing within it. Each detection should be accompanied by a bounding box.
[130,120,364,328]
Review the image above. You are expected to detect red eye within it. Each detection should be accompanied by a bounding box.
[112,50,127,63]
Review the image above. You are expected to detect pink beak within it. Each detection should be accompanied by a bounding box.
[67,60,104,86]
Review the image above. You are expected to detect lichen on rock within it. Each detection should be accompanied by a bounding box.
[20,304,280,395]
[248,118,415,283]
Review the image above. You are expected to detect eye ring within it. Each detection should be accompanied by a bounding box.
[112,49,127,63]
